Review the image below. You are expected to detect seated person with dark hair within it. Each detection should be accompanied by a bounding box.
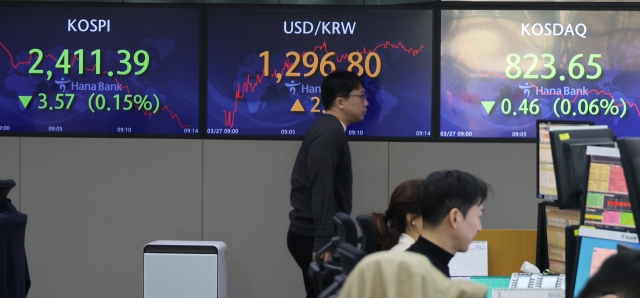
[407,170,489,277]
[370,179,423,251]
[577,250,640,298]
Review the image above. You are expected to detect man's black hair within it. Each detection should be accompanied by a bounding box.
[417,170,490,227]
[320,70,364,109]
[578,250,640,298]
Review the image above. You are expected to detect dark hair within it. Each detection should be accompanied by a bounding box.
[320,70,364,109]
[370,179,422,251]
[417,170,489,227]
[578,250,640,298]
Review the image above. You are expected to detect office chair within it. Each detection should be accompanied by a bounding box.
[334,212,358,246]
[336,242,367,275]
[317,274,345,298]
[310,213,359,297]
[355,215,376,254]
[309,236,343,296]
[0,179,16,211]
[318,242,367,298]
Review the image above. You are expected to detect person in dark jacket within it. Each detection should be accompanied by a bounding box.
[0,197,31,298]
[287,70,368,298]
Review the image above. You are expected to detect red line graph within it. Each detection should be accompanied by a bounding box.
[308,40,424,62]
[110,77,190,128]
[224,40,426,128]
[456,42,506,78]
[455,41,640,117]
[0,42,35,69]
[1,42,191,129]
[527,81,614,103]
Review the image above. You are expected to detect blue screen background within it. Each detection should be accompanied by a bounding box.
[207,8,433,138]
[0,6,200,135]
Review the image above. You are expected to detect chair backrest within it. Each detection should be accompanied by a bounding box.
[0,179,16,210]
[355,215,377,254]
[334,212,358,246]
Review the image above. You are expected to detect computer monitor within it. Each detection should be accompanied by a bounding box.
[545,205,580,273]
[537,120,593,200]
[583,146,636,233]
[549,126,616,210]
[573,227,640,297]
[618,138,640,236]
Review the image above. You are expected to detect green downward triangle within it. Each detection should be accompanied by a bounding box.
[481,101,496,114]
[19,96,32,109]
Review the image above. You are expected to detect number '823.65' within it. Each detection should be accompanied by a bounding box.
[505,53,602,81]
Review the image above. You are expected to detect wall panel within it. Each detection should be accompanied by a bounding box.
[20,138,203,298]
[389,142,538,229]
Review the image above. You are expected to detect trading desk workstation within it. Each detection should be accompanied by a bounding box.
[2,1,640,298]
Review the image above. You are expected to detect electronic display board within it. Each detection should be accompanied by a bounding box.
[441,10,640,139]
[207,8,433,139]
[0,5,200,136]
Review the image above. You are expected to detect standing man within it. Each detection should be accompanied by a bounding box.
[407,170,490,278]
[287,70,368,297]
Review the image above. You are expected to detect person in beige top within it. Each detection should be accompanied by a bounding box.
[338,250,487,298]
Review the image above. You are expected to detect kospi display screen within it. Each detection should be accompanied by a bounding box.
[0,5,200,136]
[207,8,433,139]
[440,10,640,139]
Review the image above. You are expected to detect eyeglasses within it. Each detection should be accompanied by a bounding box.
[346,93,367,100]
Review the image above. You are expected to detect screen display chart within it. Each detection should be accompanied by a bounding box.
[441,10,640,139]
[207,8,433,138]
[0,6,201,135]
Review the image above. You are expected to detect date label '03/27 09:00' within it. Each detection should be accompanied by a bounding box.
[208,128,239,134]
[440,131,473,137]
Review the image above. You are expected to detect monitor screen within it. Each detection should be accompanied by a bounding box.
[0,5,201,136]
[573,228,640,297]
[206,8,433,139]
[538,120,592,200]
[549,126,616,209]
[440,10,640,140]
[545,205,580,273]
[618,138,640,237]
[584,147,636,233]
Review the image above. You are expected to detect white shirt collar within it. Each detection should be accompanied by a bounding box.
[398,233,416,245]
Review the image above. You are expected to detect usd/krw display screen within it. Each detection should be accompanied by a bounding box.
[0,6,200,136]
[207,8,433,138]
[441,10,640,139]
